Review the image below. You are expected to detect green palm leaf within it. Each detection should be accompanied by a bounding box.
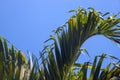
[41,7,120,79]
[0,7,120,80]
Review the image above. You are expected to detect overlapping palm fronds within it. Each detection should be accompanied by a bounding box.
[0,37,44,80]
[0,7,120,80]
[74,54,120,80]
[41,7,120,79]
[0,37,27,80]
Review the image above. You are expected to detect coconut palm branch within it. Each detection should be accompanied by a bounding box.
[0,7,120,80]
[72,54,120,80]
[41,7,120,80]
[0,37,28,80]
[0,37,44,80]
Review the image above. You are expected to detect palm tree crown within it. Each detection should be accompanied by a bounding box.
[0,7,120,80]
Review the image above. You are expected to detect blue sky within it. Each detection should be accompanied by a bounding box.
[0,0,120,65]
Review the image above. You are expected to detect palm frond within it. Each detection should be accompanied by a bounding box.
[0,7,120,80]
[41,7,120,79]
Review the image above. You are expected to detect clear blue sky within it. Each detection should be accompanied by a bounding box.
[0,0,120,65]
